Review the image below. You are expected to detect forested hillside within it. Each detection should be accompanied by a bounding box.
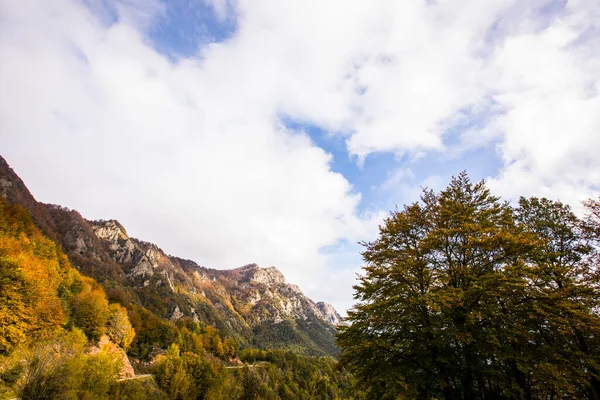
[0,199,355,399]
[0,199,143,398]
[0,156,354,399]
[0,156,340,359]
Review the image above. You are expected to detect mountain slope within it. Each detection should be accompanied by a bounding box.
[89,217,340,355]
[0,155,342,357]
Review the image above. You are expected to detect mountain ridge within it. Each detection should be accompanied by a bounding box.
[0,155,342,357]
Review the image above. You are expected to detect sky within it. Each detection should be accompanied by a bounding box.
[1,0,599,315]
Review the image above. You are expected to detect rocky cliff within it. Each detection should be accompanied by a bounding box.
[317,302,344,325]
[88,218,339,326]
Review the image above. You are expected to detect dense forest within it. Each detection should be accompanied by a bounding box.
[2,171,600,399]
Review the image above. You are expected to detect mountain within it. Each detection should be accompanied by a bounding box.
[316,301,343,325]
[0,155,341,357]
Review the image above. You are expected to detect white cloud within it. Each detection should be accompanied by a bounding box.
[204,0,235,22]
[206,0,599,206]
[380,167,445,209]
[1,0,599,313]
[485,3,600,207]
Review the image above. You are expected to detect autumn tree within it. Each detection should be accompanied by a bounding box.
[71,277,110,341]
[16,329,87,400]
[512,197,600,397]
[584,196,600,264]
[153,343,223,400]
[106,303,135,350]
[240,365,260,400]
[338,173,600,400]
[0,201,67,353]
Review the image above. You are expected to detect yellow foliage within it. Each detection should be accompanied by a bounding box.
[71,277,110,341]
[0,201,134,353]
[0,203,68,353]
[106,303,136,350]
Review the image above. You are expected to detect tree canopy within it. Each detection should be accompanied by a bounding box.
[338,173,600,400]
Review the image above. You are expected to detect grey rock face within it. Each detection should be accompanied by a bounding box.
[92,220,136,264]
[317,302,344,325]
[88,220,345,330]
[0,177,12,198]
[76,218,345,343]
[250,266,286,285]
[170,305,184,321]
[220,264,341,326]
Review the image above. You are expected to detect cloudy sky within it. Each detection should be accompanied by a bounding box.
[1,0,599,314]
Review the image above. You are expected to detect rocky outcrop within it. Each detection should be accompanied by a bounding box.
[82,221,343,330]
[88,335,135,379]
[212,263,338,326]
[90,221,191,294]
[317,302,344,325]
[170,305,184,321]
[0,176,12,198]
[250,266,286,285]
[90,222,343,337]
[92,220,135,264]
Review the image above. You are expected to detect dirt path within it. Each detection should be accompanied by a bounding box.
[117,374,153,382]
[224,363,264,369]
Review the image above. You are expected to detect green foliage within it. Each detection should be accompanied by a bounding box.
[151,345,355,399]
[153,343,224,400]
[252,317,338,357]
[126,303,239,364]
[71,277,111,341]
[127,306,179,361]
[235,348,355,399]
[79,346,123,399]
[338,173,600,399]
[240,365,260,400]
[5,329,130,400]
[516,196,600,398]
[16,329,87,400]
[109,377,167,400]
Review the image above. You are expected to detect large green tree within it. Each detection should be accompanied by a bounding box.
[338,173,600,400]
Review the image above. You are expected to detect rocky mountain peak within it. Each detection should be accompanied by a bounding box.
[213,263,342,328]
[250,266,286,285]
[317,302,344,325]
[90,220,137,265]
[92,219,129,242]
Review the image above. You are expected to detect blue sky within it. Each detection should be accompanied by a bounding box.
[147,1,236,59]
[1,0,598,313]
